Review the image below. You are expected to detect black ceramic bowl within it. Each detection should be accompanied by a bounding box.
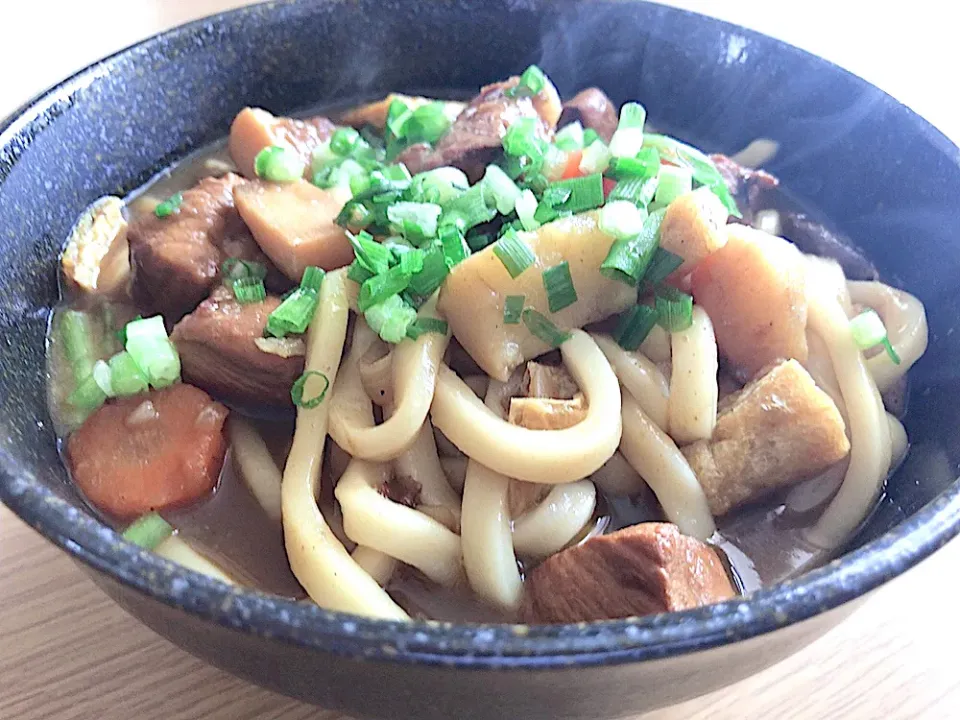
[3,1,960,718]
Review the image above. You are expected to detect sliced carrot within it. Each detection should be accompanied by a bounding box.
[561,149,585,179]
[67,384,229,519]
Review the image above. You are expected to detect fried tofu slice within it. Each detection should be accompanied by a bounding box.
[657,187,729,276]
[682,359,850,516]
[508,395,587,430]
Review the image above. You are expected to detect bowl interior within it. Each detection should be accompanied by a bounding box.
[1,0,959,648]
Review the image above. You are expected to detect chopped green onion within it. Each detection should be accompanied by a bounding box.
[396,247,425,275]
[579,140,612,175]
[442,183,496,231]
[253,145,306,183]
[655,287,694,332]
[108,351,149,396]
[522,308,570,347]
[492,229,536,278]
[642,246,683,286]
[91,359,114,398]
[412,167,469,205]
[439,224,470,267]
[542,145,570,182]
[365,294,417,343]
[291,370,330,409]
[608,147,660,181]
[654,164,693,205]
[330,127,361,155]
[642,133,741,218]
[850,309,900,364]
[502,118,547,167]
[582,128,600,146]
[358,266,412,312]
[536,173,606,223]
[515,189,541,231]
[600,207,664,285]
[610,128,645,159]
[618,102,647,130]
[154,192,184,218]
[613,305,659,351]
[347,259,374,284]
[465,230,494,252]
[408,245,449,297]
[508,65,548,97]
[483,164,523,214]
[222,258,267,282]
[300,266,326,293]
[554,122,584,152]
[68,374,107,413]
[265,289,320,337]
[388,201,442,241]
[599,201,648,240]
[232,277,266,304]
[60,310,98,385]
[406,317,449,340]
[607,175,659,207]
[311,139,338,175]
[347,230,392,275]
[542,261,578,313]
[322,158,368,191]
[122,513,174,550]
[503,295,525,324]
[403,103,453,145]
[124,316,181,388]
[336,199,374,230]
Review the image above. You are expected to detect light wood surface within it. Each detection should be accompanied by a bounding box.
[2,2,959,719]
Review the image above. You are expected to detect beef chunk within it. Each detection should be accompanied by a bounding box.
[397,76,560,182]
[519,523,735,623]
[558,87,619,143]
[128,173,282,320]
[682,359,850,516]
[780,212,879,281]
[710,153,779,220]
[171,286,304,409]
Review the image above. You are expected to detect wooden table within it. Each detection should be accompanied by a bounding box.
[2,2,958,718]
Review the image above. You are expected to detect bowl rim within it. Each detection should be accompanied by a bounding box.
[3,0,960,669]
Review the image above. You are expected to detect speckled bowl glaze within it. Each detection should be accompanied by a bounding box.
[2,1,960,718]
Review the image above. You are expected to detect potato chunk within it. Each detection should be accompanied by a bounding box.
[438,212,636,381]
[690,223,808,378]
[228,107,334,179]
[657,187,729,276]
[233,179,353,280]
[682,359,850,516]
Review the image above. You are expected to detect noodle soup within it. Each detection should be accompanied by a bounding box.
[45,67,927,623]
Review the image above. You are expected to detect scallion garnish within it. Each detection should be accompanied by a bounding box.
[607,175,659,207]
[534,173,605,223]
[654,164,693,205]
[232,276,267,304]
[358,265,413,312]
[68,374,108,413]
[291,370,330,409]
[60,310,97,385]
[407,245,449,297]
[365,294,418,343]
[607,147,660,180]
[655,286,694,332]
[347,230,392,275]
[582,128,600,146]
[613,305,659,350]
[265,289,320,338]
[253,145,306,183]
[522,308,571,347]
[508,64,548,97]
[330,127,361,156]
[554,122,584,152]
[542,261,578,313]
[124,315,181,389]
[599,201,648,240]
[404,102,453,146]
[483,164,523,214]
[222,258,267,282]
[600,207,664,285]
[347,259,374,284]
[515,189,541,231]
[492,229,536,278]
[442,183,496,231]
[299,265,325,293]
[92,359,114,398]
[642,246,683,286]
[108,351,149,396]
[850,309,901,365]
[387,201,442,241]
[502,117,548,170]
[609,103,647,158]
[503,295,525,324]
[406,317,449,340]
[122,513,174,550]
[154,192,183,218]
[411,167,469,205]
[439,224,469,267]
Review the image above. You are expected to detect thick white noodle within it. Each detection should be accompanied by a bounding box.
[887,413,909,471]
[460,380,523,611]
[431,330,622,484]
[639,324,672,363]
[619,392,716,539]
[229,417,282,523]
[351,545,397,586]
[330,296,450,461]
[806,267,891,549]
[848,281,928,392]
[393,417,462,520]
[512,480,597,559]
[667,306,718,444]
[593,333,670,430]
[280,270,407,620]
[155,536,235,584]
[336,459,463,588]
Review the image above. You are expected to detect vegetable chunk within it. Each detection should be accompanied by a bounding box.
[67,384,228,518]
[229,107,335,179]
